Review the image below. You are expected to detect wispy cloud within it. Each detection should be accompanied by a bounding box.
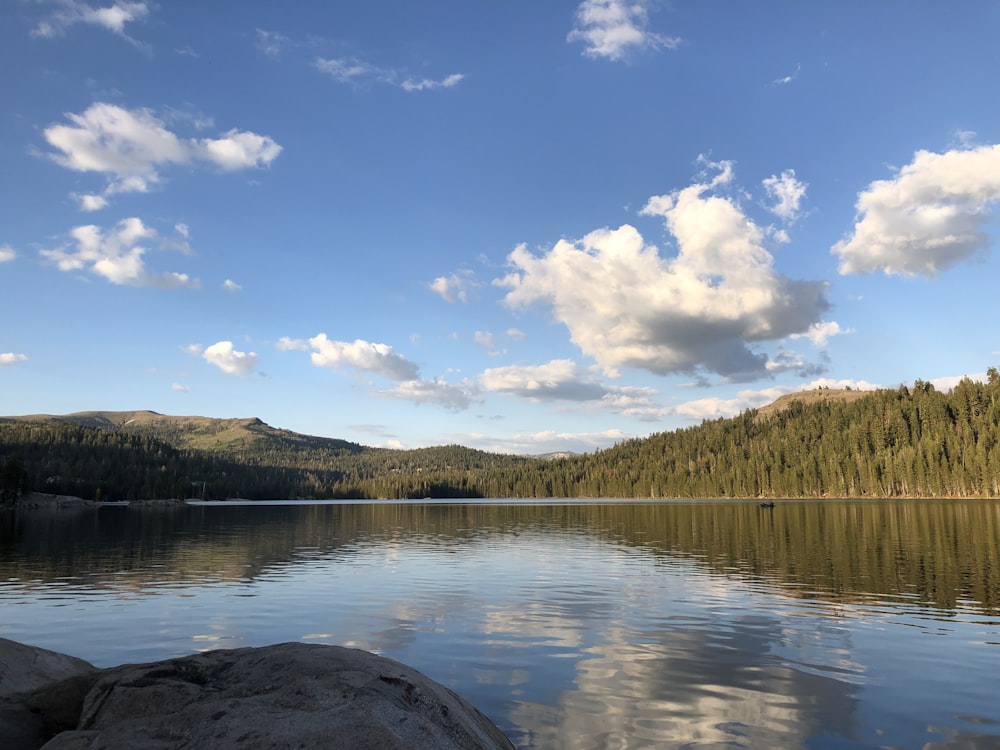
[770,63,801,86]
[429,270,476,303]
[375,378,477,412]
[315,57,464,92]
[0,353,29,367]
[255,28,290,59]
[567,0,681,61]
[762,169,807,223]
[0,245,16,263]
[32,1,151,49]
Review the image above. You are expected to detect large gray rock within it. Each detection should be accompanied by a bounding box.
[20,641,514,750]
[0,638,99,750]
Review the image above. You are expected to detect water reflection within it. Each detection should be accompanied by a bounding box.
[1,500,999,749]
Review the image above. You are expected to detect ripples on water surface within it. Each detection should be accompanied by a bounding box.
[2,499,999,749]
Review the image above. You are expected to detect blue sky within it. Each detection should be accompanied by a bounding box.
[2,1,999,454]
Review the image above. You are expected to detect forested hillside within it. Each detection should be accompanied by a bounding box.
[3,371,1000,502]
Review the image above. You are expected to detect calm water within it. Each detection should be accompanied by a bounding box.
[2,499,999,749]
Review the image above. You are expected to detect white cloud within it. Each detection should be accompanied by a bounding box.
[479,359,671,418]
[0,245,16,263]
[462,428,630,456]
[196,129,283,171]
[771,63,801,86]
[276,336,307,351]
[506,328,526,341]
[567,0,680,61]
[203,341,258,376]
[182,344,204,357]
[762,169,807,223]
[789,321,853,347]
[308,334,420,381]
[315,57,464,92]
[0,353,28,366]
[39,218,199,288]
[474,331,505,356]
[674,379,879,421]
[833,144,1000,276]
[376,378,476,412]
[429,271,475,303]
[171,382,191,393]
[255,28,289,59]
[480,359,608,402]
[222,279,242,293]
[497,161,828,381]
[43,103,282,206]
[32,1,150,42]
[401,73,465,92]
[74,193,109,211]
[930,372,988,391]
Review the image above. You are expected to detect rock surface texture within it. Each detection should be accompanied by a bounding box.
[0,639,515,750]
[0,638,99,750]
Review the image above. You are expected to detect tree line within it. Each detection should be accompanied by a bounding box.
[3,370,1000,502]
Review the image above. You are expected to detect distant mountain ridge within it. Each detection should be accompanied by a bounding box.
[7,389,868,455]
[7,410,365,454]
[6,379,1000,500]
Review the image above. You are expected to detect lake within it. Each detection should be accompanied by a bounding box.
[1,499,999,749]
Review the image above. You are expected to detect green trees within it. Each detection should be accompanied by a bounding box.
[4,374,1000,501]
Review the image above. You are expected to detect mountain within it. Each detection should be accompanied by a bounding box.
[4,375,1000,501]
[7,410,364,454]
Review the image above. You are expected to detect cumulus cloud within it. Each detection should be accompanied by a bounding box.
[375,378,476,412]
[32,1,150,42]
[833,144,1000,276]
[39,217,199,288]
[202,341,258,376]
[302,334,476,411]
[0,353,28,366]
[789,321,852,347]
[308,335,420,381]
[429,271,475,303]
[75,193,109,212]
[171,382,191,393]
[762,170,807,223]
[480,360,608,402]
[315,57,464,92]
[276,336,307,351]
[43,103,282,206]
[567,0,681,61]
[479,360,670,418]
[0,245,16,263]
[222,279,242,293]
[497,161,829,381]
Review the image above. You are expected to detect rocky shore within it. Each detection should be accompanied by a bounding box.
[4,493,189,510]
[0,638,515,749]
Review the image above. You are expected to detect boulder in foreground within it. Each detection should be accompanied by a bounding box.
[0,639,515,750]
